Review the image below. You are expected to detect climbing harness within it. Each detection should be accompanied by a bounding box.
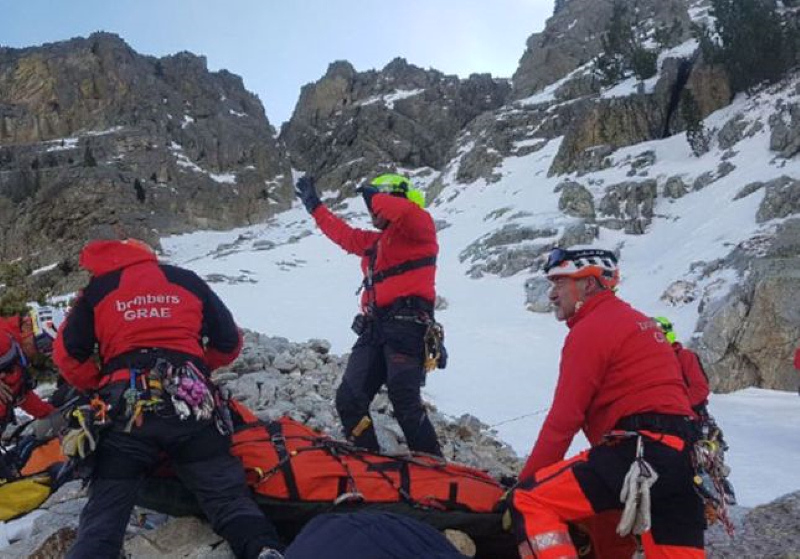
[116,359,231,435]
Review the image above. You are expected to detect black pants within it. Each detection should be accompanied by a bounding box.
[335,317,442,456]
[66,413,282,559]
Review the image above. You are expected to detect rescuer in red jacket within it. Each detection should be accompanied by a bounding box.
[511,247,704,559]
[653,316,711,414]
[53,238,284,559]
[294,173,442,456]
[0,332,54,430]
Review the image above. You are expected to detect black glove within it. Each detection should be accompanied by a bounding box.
[357,185,379,212]
[294,176,321,213]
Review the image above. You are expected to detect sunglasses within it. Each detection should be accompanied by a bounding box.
[544,248,570,273]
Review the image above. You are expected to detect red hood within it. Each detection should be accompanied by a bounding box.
[79,240,157,276]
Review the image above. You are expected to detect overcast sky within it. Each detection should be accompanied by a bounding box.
[1,0,554,126]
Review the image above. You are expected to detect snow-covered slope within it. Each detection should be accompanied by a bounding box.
[162,76,800,508]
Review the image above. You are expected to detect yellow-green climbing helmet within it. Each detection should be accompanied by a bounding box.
[653,316,677,344]
[369,173,426,209]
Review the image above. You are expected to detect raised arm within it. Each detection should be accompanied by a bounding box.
[312,205,380,256]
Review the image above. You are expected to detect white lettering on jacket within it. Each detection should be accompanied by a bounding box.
[114,294,180,321]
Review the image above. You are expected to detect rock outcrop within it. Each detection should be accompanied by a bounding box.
[696,218,800,392]
[511,0,692,100]
[280,58,510,194]
[0,33,293,291]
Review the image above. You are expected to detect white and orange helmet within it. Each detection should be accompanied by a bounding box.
[544,247,620,290]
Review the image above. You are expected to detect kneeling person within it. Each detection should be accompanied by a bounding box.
[512,248,704,558]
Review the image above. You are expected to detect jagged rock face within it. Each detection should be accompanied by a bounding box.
[556,180,595,219]
[685,59,732,121]
[696,219,800,392]
[597,180,658,234]
[549,92,669,177]
[756,176,800,223]
[0,32,293,280]
[280,58,510,193]
[769,101,800,158]
[511,0,692,100]
[459,225,558,278]
[504,0,733,178]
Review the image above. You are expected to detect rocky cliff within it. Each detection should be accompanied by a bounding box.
[511,0,693,100]
[0,32,292,292]
[280,58,510,195]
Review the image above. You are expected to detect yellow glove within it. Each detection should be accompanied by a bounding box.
[61,409,97,459]
[61,428,92,459]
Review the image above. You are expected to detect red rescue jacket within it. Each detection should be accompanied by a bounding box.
[673,343,710,411]
[0,367,54,427]
[312,194,437,310]
[0,316,36,360]
[53,240,242,391]
[520,291,692,480]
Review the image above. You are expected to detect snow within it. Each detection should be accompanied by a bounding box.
[358,89,425,110]
[31,262,58,276]
[169,142,238,185]
[161,83,800,509]
[181,115,195,129]
[601,39,701,100]
[85,126,124,137]
[601,76,655,98]
[209,172,237,184]
[229,109,247,117]
[44,138,78,152]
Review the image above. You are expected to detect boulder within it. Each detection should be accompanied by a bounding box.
[717,114,748,150]
[598,180,657,234]
[696,219,800,392]
[556,181,596,219]
[459,225,557,277]
[769,102,800,158]
[756,176,800,223]
[663,176,689,199]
